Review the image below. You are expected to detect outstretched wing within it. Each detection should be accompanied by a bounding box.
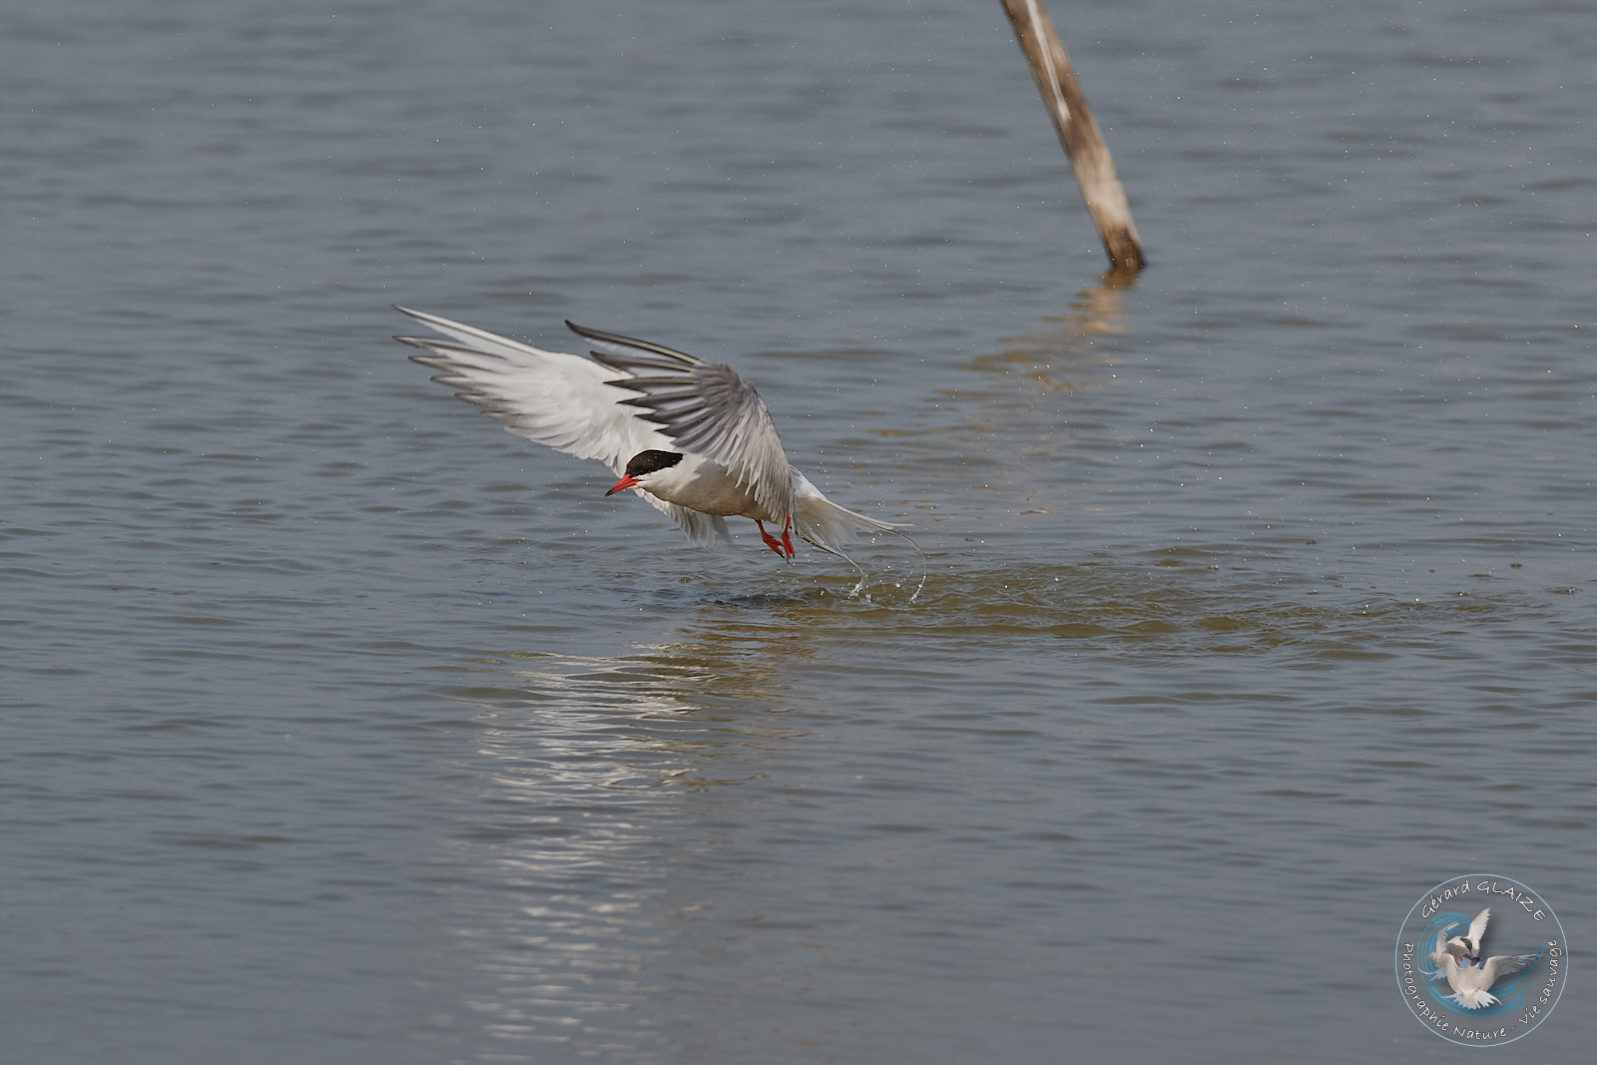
[566,320,794,522]
[1428,922,1461,969]
[397,306,658,468]
[1483,953,1538,985]
[396,307,732,547]
[1466,909,1491,951]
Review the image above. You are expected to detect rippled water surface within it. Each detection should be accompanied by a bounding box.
[5,1,1593,1062]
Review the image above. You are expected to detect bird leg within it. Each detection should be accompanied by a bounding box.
[755,520,784,557]
[755,518,795,560]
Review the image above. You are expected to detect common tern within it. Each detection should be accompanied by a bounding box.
[395,308,918,589]
[1426,910,1538,1009]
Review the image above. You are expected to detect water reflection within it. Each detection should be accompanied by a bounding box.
[441,611,818,1056]
[433,554,1550,1058]
[962,269,1134,394]
[866,270,1138,529]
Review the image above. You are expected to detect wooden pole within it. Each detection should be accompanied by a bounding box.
[999,0,1145,271]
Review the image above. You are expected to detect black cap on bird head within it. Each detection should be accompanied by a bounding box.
[606,449,683,495]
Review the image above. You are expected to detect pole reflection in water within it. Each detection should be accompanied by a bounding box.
[964,271,1132,395]
[859,272,1135,546]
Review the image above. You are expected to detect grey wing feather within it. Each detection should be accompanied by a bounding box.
[396,307,731,547]
[566,320,795,521]
[395,306,661,469]
[665,507,734,548]
[1467,909,1491,948]
[1487,954,1538,981]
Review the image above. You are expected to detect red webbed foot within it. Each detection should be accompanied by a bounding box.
[756,518,795,559]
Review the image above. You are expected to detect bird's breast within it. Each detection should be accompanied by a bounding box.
[644,456,781,521]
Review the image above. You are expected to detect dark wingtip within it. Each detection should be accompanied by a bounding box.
[566,318,629,344]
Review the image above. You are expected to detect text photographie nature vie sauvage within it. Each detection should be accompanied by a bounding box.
[395,308,921,597]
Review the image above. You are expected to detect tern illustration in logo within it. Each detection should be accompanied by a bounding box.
[1427,908,1538,1009]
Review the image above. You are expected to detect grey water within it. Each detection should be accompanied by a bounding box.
[4,1,1593,1061]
